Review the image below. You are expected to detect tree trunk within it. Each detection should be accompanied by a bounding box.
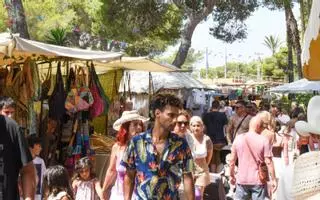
[299,0,306,34]
[285,8,294,83]
[172,1,215,68]
[307,0,312,17]
[172,17,200,68]
[286,4,303,79]
[4,0,30,39]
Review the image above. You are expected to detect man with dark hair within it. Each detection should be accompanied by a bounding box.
[246,102,258,116]
[0,115,36,199]
[121,93,195,200]
[226,100,252,144]
[203,100,228,172]
[271,104,290,125]
[0,96,16,118]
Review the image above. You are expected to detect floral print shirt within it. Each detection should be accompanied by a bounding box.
[121,129,194,200]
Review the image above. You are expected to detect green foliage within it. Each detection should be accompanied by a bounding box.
[199,46,289,80]
[45,27,67,46]
[99,2,183,56]
[2,0,103,42]
[22,1,76,40]
[294,93,313,107]
[210,0,259,43]
[0,2,8,32]
[263,35,283,55]
[155,48,204,70]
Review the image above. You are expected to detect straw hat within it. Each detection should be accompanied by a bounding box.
[113,110,149,131]
[295,96,320,137]
[292,151,320,199]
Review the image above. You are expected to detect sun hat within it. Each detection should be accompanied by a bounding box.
[292,151,320,199]
[295,96,320,137]
[113,110,149,131]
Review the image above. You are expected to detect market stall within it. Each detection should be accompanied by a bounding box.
[117,70,211,117]
[0,32,180,177]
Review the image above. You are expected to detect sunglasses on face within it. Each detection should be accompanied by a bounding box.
[176,121,189,126]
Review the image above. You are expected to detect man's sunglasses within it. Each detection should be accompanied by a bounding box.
[176,121,189,126]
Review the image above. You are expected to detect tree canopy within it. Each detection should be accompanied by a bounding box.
[199,47,289,81]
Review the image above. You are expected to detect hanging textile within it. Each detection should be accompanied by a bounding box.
[48,62,66,120]
[40,62,52,100]
[89,62,110,118]
[30,60,41,101]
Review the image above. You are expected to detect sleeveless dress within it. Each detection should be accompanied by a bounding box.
[110,150,126,200]
[75,179,98,200]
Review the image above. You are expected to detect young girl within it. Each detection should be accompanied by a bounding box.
[42,165,73,200]
[72,157,103,200]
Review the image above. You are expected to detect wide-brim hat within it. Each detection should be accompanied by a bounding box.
[113,110,149,131]
[295,96,320,137]
[292,151,320,199]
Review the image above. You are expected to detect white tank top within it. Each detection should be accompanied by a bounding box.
[186,133,208,159]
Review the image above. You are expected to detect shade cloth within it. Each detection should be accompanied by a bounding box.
[0,32,122,65]
[119,71,208,94]
[0,33,180,72]
[269,78,320,93]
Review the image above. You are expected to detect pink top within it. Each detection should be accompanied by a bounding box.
[232,131,272,185]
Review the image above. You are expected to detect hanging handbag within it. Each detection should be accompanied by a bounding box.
[89,64,106,118]
[245,135,269,184]
[49,61,66,120]
[90,62,110,114]
[40,62,52,100]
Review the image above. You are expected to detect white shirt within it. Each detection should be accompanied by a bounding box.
[33,156,46,200]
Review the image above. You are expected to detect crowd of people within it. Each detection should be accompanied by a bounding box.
[0,93,318,200]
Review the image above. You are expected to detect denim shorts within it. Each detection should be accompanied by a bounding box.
[234,184,269,200]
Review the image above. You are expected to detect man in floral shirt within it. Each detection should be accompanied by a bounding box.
[121,93,195,200]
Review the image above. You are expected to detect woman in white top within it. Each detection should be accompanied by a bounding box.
[186,116,213,200]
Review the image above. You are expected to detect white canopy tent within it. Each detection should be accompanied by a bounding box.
[119,71,208,94]
[0,33,122,64]
[269,78,320,93]
[0,33,180,73]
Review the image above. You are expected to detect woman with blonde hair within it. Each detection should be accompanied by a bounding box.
[186,116,213,200]
[257,111,277,145]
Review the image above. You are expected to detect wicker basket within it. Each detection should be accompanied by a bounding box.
[90,133,115,154]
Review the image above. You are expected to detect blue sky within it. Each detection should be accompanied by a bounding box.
[165,5,300,69]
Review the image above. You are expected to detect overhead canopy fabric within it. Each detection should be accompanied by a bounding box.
[0,33,180,72]
[0,32,122,65]
[302,0,320,80]
[119,71,208,94]
[97,57,180,72]
[269,78,320,93]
